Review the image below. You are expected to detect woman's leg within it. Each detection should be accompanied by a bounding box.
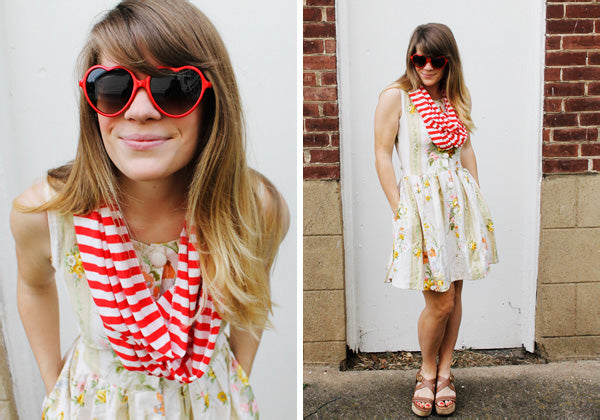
[436,280,463,407]
[413,285,457,409]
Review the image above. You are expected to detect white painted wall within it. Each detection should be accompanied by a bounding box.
[338,1,544,352]
[0,1,297,418]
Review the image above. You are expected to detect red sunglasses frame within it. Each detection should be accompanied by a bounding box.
[79,65,212,118]
[410,54,448,70]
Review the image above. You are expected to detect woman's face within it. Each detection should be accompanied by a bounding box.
[414,48,446,91]
[97,56,202,184]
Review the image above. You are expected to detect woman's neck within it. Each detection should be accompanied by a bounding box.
[424,84,443,100]
[119,174,188,244]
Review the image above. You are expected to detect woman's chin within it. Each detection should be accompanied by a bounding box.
[116,167,177,184]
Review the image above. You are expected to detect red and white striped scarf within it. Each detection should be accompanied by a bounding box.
[73,206,221,383]
[408,87,468,150]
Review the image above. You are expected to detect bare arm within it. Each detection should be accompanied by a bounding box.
[10,182,62,395]
[229,179,290,376]
[460,137,480,186]
[229,326,262,376]
[374,88,403,211]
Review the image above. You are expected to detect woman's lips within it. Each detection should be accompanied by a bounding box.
[120,135,170,151]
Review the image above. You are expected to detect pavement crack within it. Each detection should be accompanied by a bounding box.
[304,396,342,418]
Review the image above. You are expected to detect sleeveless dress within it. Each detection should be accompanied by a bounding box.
[42,211,259,419]
[385,91,498,292]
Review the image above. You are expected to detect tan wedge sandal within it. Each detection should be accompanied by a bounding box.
[411,369,436,417]
[434,374,456,416]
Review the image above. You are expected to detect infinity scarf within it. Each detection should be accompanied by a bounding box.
[73,206,221,383]
[408,87,468,150]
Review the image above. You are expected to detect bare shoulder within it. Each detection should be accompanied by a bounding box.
[15,178,50,207]
[250,170,290,241]
[10,179,52,261]
[377,85,403,113]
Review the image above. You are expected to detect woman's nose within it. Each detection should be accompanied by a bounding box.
[123,87,162,121]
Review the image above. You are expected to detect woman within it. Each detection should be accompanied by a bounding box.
[374,23,498,416]
[10,1,289,418]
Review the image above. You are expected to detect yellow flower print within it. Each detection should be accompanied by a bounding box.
[208,369,216,380]
[237,365,250,386]
[487,222,494,232]
[66,246,86,281]
[408,104,417,114]
[217,391,228,403]
[393,251,399,259]
[455,231,460,238]
[412,246,422,258]
[424,179,430,187]
[96,389,106,404]
[423,222,430,230]
[452,198,458,207]
[394,208,402,221]
[75,392,85,406]
[469,241,477,251]
[204,393,210,408]
[425,195,431,201]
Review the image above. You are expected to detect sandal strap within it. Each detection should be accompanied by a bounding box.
[435,374,456,404]
[415,373,436,393]
[436,374,456,393]
[413,369,436,407]
[413,396,434,405]
[435,394,456,404]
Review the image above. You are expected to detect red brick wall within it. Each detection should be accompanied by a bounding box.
[303,0,340,180]
[544,0,600,173]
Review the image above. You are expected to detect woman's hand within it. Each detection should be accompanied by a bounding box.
[10,181,63,395]
[374,87,403,212]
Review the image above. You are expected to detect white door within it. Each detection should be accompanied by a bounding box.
[338,0,544,352]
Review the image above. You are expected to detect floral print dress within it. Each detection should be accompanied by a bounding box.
[43,211,259,419]
[385,91,498,292]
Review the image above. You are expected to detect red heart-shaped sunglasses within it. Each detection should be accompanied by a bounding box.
[79,65,212,118]
[410,54,448,70]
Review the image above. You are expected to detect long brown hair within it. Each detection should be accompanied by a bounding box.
[20,0,285,335]
[395,23,475,132]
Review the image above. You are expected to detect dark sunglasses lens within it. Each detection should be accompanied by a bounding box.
[86,68,133,115]
[412,55,427,68]
[150,69,203,116]
[431,57,447,69]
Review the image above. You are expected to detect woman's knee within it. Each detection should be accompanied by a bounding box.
[436,297,455,317]
[425,289,456,318]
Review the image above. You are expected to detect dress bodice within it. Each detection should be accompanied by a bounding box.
[395,92,463,176]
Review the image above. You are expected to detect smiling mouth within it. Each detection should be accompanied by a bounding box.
[121,134,170,142]
[121,135,170,150]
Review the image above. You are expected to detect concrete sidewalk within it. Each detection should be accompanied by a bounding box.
[304,361,599,419]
